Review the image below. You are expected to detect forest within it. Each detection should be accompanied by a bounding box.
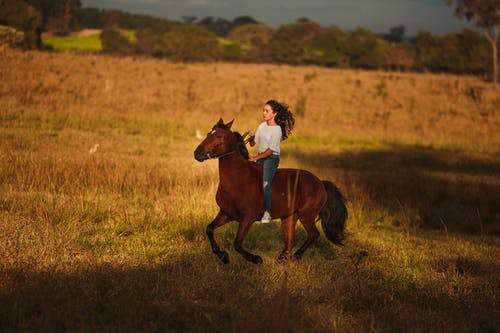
[0,0,498,78]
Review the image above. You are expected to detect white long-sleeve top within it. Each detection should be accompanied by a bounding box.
[255,122,282,155]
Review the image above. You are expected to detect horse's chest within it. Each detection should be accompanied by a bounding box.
[215,185,260,215]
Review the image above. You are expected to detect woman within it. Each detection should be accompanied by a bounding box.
[249,100,295,223]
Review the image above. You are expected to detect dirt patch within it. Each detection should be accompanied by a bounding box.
[76,29,102,37]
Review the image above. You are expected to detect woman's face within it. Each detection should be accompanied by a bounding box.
[262,104,276,122]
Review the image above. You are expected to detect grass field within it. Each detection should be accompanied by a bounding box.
[0,48,499,332]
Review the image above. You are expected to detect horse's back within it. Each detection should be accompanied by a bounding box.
[273,168,327,217]
[276,168,324,188]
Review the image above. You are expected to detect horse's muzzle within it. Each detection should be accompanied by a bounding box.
[194,146,208,162]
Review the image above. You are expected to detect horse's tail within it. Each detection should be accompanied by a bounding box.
[319,180,347,246]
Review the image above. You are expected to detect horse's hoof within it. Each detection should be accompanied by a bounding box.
[293,253,302,261]
[219,251,229,264]
[250,255,263,264]
[277,253,289,263]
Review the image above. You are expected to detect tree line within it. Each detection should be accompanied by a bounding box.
[1,0,498,82]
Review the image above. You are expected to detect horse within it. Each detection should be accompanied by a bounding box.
[194,118,347,264]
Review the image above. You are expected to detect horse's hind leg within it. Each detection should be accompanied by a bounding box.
[278,215,298,261]
[293,215,320,260]
[207,210,232,263]
[234,219,262,264]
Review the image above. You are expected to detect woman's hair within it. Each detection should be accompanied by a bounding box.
[266,100,295,140]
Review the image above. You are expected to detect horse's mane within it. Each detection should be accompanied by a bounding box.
[212,122,249,160]
[233,132,250,159]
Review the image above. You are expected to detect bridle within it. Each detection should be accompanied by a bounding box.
[203,129,238,160]
[205,149,237,159]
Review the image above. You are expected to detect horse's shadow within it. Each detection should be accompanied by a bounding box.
[3,237,497,332]
[287,142,500,235]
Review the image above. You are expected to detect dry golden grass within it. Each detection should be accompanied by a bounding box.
[0,48,499,332]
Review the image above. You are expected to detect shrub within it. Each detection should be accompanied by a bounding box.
[100,28,136,54]
[0,25,25,49]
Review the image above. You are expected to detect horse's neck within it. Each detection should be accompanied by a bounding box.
[218,153,253,186]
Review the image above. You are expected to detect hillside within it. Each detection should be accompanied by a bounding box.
[0,48,499,332]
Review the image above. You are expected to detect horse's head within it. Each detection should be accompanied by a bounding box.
[194,118,237,162]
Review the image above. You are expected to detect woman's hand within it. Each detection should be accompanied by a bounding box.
[249,149,272,162]
[248,131,256,147]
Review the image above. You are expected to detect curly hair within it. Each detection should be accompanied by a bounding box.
[266,100,295,141]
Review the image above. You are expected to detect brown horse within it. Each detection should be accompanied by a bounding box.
[194,119,347,264]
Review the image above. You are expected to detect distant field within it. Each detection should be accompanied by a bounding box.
[0,48,499,332]
[43,34,102,51]
[42,30,137,52]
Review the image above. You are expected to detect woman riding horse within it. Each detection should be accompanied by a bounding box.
[194,118,347,264]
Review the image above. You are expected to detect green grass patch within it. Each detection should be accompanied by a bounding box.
[43,30,137,52]
[121,30,137,43]
[43,34,102,52]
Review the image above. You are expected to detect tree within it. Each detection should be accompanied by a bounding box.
[73,7,107,29]
[161,25,221,62]
[62,0,75,34]
[27,0,80,34]
[386,44,415,71]
[457,28,491,73]
[181,16,197,24]
[195,16,258,37]
[415,29,491,74]
[348,27,388,69]
[228,23,275,61]
[385,25,406,42]
[0,0,43,48]
[197,16,231,36]
[268,21,323,65]
[448,0,500,85]
[135,23,175,57]
[309,26,350,67]
[232,15,258,27]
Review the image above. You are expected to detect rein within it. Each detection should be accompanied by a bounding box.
[207,150,237,159]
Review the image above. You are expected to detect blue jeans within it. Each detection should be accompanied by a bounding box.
[257,155,280,213]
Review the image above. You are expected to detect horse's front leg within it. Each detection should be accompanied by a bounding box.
[233,218,262,264]
[207,210,232,264]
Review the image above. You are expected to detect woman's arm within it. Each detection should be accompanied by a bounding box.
[249,148,273,162]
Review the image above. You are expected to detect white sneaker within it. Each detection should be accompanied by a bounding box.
[260,211,271,223]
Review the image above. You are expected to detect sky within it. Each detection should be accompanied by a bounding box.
[80,0,478,36]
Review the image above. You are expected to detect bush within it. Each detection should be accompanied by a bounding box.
[0,25,25,49]
[100,28,136,54]
[220,41,245,61]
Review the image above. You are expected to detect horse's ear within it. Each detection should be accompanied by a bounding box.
[225,119,234,129]
[216,118,224,126]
